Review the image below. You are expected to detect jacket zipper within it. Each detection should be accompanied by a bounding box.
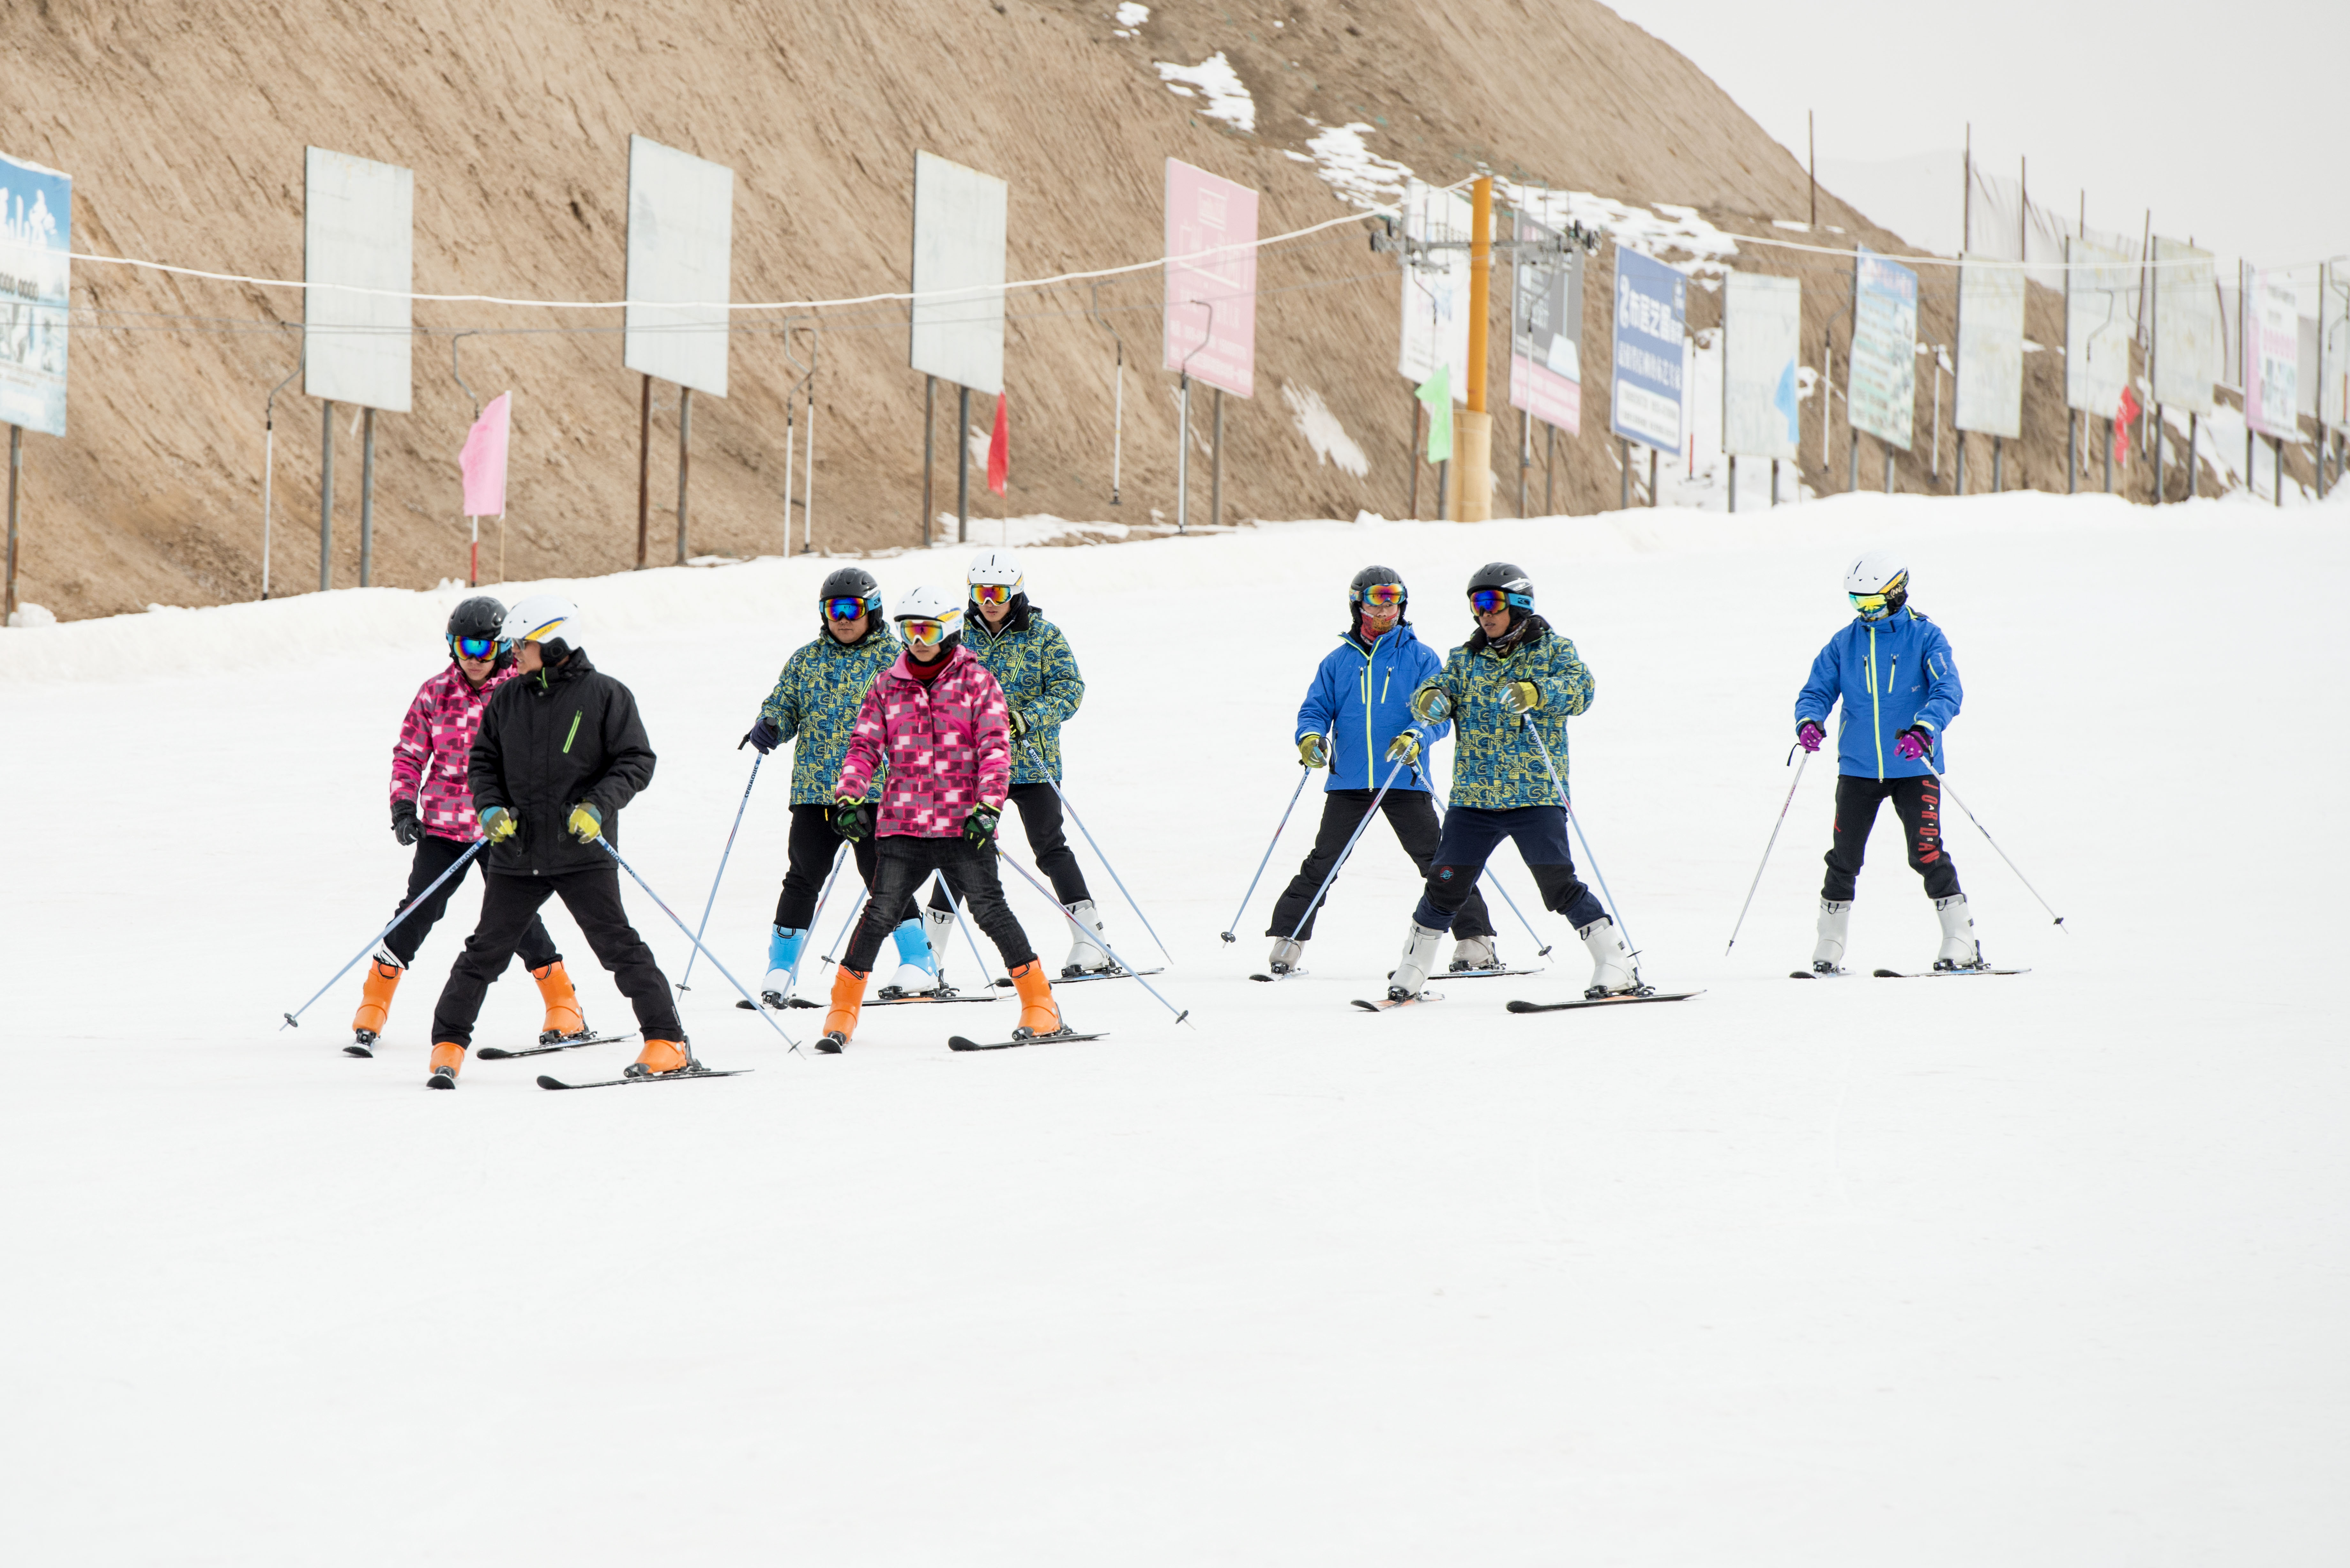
[563,711,582,754]
[1868,627,1884,780]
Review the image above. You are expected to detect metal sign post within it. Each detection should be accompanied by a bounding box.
[319,400,336,592]
[676,386,693,563]
[957,384,971,542]
[359,407,377,587]
[635,374,651,569]
[921,374,935,547]
[4,425,18,624]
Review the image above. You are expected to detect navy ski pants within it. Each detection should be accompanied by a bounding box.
[1412,804,1606,932]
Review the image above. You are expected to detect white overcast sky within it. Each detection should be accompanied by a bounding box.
[1601,0,2347,273]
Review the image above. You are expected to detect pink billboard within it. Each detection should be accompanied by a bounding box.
[2243,267,2301,440]
[1163,159,1258,398]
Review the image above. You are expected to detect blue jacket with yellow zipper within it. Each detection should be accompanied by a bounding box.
[1793,606,1963,780]
[1295,623,1451,792]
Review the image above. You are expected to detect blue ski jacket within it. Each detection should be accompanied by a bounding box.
[1296,624,1450,792]
[1793,607,1963,780]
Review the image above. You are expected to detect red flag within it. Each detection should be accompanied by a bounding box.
[2113,386,2142,464]
[987,393,1009,496]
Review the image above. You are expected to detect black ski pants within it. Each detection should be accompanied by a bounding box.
[430,866,682,1047]
[1823,774,1961,902]
[774,803,922,932]
[847,835,1036,976]
[925,782,1090,912]
[383,831,559,971]
[1269,788,1494,942]
[1411,804,1606,933]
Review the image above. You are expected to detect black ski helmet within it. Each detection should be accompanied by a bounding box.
[1348,564,1408,627]
[817,566,884,631]
[1466,562,1535,623]
[445,594,513,668]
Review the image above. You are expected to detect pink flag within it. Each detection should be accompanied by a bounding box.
[459,393,511,518]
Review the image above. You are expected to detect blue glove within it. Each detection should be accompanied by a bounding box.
[741,715,782,754]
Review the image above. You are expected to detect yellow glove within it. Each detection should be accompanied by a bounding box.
[1501,680,1542,714]
[567,803,604,843]
[1385,730,1422,766]
[1297,734,1328,769]
[478,805,519,844]
[1411,685,1452,722]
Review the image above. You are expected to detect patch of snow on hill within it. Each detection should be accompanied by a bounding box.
[1292,119,1412,208]
[1281,381,1370,476]
[1155,52,1254,134]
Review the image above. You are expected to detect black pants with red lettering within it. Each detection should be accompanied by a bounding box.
[1823,774,1961,902]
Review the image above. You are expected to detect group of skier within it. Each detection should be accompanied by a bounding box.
[343,539,1983,1085]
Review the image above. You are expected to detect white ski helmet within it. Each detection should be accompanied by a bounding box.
[893,583,965,643]
[967,548,1024,592]
[502,592,582,655]
[1843,550,1909,622]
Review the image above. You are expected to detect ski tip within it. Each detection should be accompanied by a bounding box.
[476,1046,515,1059]
[1871,968,1902,977]
[1504,999,1541,1013]
[535,1074,569,1089]
[946,1036,984,1052]
[1350,999,1381,1013]
[735,999,755,1011]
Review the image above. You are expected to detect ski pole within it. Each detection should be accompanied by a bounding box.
[770,840,849,1005]
[281,838,489,1030]
[1220,763,1312,943]
[1725,750,1810,954]
[597,839,800,1051]
[1522,717,1639,961]
[1284,756,1410,948]
[998,847,1192,1026]
[678,754,762,993]
[1920,756,2067,929]
[1023,739,1173,963]
[1418,766,1552,958]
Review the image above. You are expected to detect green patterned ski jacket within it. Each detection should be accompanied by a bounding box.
[759,624,900,805]
[1415,623,1596,810]
[963,606,1085,785]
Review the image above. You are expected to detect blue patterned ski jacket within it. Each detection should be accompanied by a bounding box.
[1793,607,1962,780]
[963,607,1085,785]
[759,624,901,805]
[1295,624,1451,793]
[1414,623,1596,810]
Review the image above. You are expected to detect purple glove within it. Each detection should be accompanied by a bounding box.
[1895,725,1933,762]
[1795,720,1824,753]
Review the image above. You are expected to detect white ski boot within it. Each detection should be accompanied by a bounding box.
[1266,936,1306,975]
[1932,894,1982,971]
[1448,934,1499,973]
[1386,922,1446,1001]
[922,903,960,991]
[1811,899,1852,975]
[1577,916,1639,998]
[1062,898,1114,976]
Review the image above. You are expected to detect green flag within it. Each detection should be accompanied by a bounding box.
[1414,364,1452,464]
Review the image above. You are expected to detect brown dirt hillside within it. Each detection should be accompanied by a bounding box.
[0,0,2215,623]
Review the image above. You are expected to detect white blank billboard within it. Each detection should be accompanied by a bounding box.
[624,136,733,398]
[2151,237,2218,415]
[2065,236,2137,418]
[1721,273,1800,460]
[1396,179,1472,391]
[2321,260,2349,428]
[1955,258,2024,439]
[909,151,1007,396]
[304,147,413,412]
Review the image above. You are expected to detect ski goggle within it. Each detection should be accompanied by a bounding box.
[1848,591,1891,618]
[447,634,503,660]
[1469,588,1531,614]
[823,597,871,622]
[1357,583,1406,608]
[898,618,950,646]
[971,582,1015,607]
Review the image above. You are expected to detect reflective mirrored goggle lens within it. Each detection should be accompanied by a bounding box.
[1848,592,1888,615]
[900,618,947,646]
[1360,584,1406,608]
[1469,589,1511,613]
[972,583,1013,606]
[824,598,867,622]
[451,635,500,660]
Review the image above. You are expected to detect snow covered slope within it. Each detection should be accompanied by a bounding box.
[3,495,2344,1564]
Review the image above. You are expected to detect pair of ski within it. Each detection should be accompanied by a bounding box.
[1792,966,2031,980]
[1249,963,1546,985]
[1353,987,1705,1013]
[736,987,998,1011]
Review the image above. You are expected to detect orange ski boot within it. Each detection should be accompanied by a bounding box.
[1008,960,1063,1040]
[531,959,587,1043]
[349,960,402,1057]
[625,1037,694,1078]
[818,965,868,1054]
[426,1041,465,1089]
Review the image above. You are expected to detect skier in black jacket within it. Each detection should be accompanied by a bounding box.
[423,594,688,1088]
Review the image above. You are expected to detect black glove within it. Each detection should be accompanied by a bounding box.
[741,715,782,754]
[963,802,1002,847]
[391,799,422,846]
[831,795,872,842]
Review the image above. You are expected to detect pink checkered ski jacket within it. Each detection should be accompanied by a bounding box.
[390,662,518,842]
[834,645,1012,838]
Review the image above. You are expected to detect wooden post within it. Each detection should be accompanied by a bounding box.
[1458,176,1495,522]
[635,373,651,569]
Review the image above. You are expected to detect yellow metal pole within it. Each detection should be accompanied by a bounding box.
[1458,176,1495,520]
